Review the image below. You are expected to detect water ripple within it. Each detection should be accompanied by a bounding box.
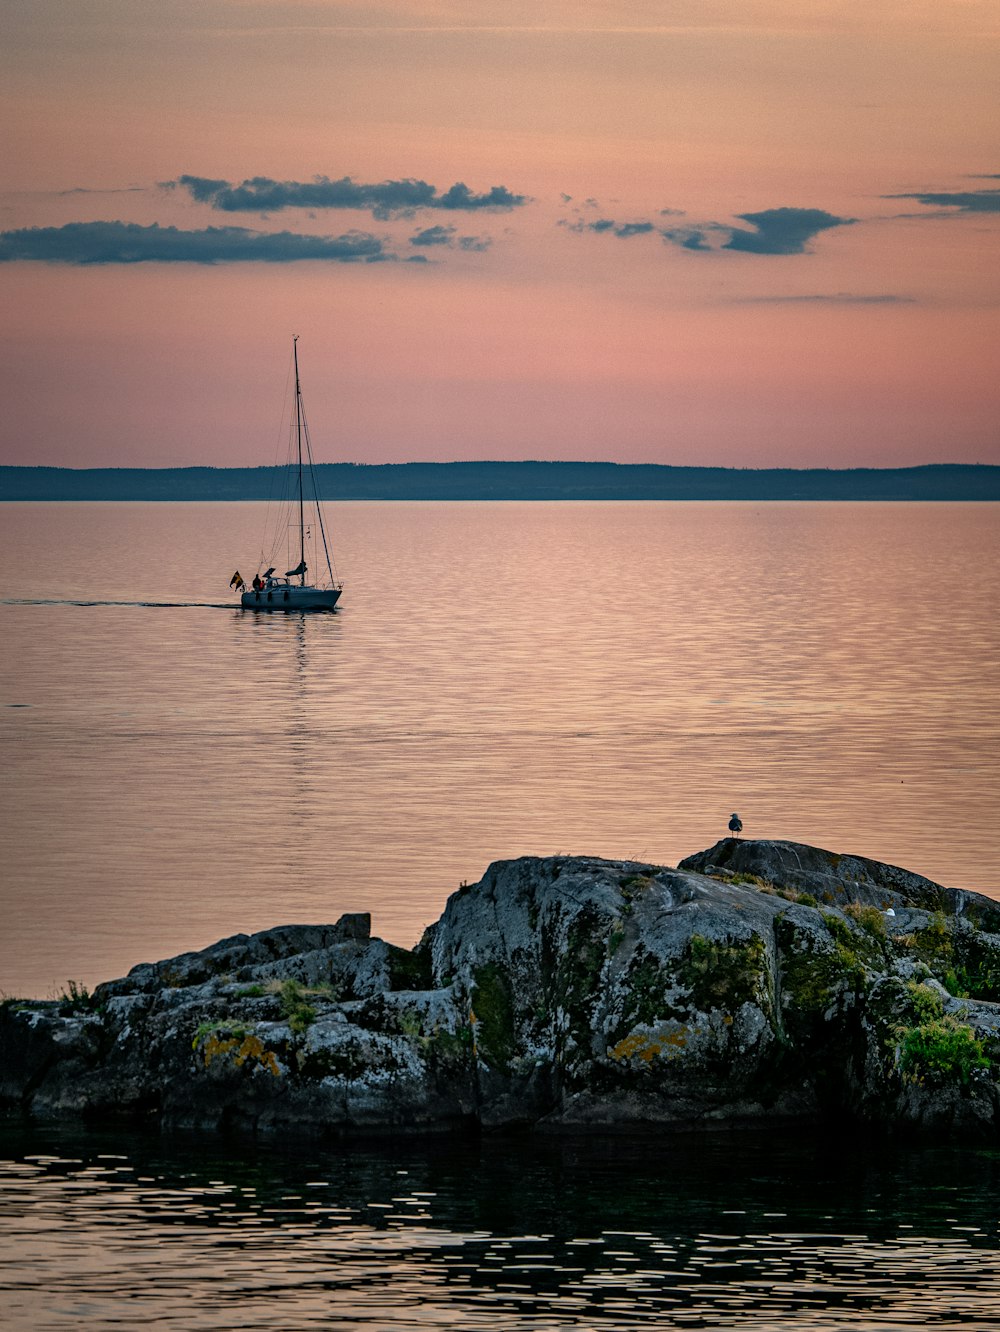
[2,1129,1000,1330]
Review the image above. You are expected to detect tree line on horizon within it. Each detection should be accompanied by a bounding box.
[2,461,998,502]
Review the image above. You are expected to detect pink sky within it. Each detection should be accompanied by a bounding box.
[2,0,998,468]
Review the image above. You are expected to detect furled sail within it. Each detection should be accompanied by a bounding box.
[285,560,307,578]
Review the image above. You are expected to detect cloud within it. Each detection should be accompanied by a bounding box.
[888,187,1000,214]
[167,174,528,218]
[565,205,850,255]
[657,222,729,250]
[661,209,852,255]
[560,216,653,237]
[735,292,915,304]
[410,224,455,247]
[0,220,391,264]
[58,186,146,197]
[436,182,524,212]
[676,230,712,250]
[409,225,492,252]
[723,208,853,254]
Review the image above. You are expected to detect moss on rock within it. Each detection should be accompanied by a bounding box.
[471,963,516,1071]
[676,933,770,1016]
[777,914,862,1020]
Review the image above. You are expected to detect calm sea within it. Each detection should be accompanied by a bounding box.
[2,500,1000,1329]
[1,501,999,1001]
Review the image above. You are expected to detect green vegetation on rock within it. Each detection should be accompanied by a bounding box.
[618,952,683,1030]
[843,902,887,939]
[677,933,770,1014]
[192,1019,248,1049]
[899,1015,990,1086]
[735,873,817,907]
[821,911,878,975]
[902,913,1000,1001]
[471,963,516,1070]
[57,980,103,1016]
[280,979,317,1035]
[891,982,991,1087]
[426,1023,474,1072]
[547,909,609,1048]
[778,915,861,1017]
[619,874,654,906]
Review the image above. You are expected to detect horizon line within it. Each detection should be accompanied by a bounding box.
[3,460,997,474]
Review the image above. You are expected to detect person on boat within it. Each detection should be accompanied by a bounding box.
[252,574,263,592]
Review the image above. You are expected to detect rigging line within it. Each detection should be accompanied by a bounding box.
[259,348,297,572]
[294,336,305,582]
[268,368,301,572]
[299,399,339,586]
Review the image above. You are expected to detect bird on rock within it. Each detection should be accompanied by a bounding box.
[728,813,743,838]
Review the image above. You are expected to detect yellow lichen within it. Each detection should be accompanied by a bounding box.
[608,1027,688,1063]
[201,1035,237,1068]
[199,1031,281,1077]
[234,1034,264,1067]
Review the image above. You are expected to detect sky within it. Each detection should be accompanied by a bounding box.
[2,0,998,469]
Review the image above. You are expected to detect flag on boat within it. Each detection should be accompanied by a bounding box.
[230,570,245,590]
[285,560,307,578]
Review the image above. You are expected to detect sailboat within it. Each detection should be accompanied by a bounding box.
[236,338,343,611]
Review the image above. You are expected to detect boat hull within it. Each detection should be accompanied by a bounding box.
[241,586,341,611]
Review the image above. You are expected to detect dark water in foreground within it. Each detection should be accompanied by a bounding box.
[2,1123,999,1330]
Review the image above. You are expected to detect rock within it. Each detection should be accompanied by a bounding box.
[679,838,1000,922]
[4,843,1000,1140]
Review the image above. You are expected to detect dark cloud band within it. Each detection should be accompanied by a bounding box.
[408,225,492,252]
[888,188,1000,214]
[167,174,528,218]
[0,220,391,264]
[410,225,456,247]
[736,292,915,305]
[722,208,852,255]
[561,218,654,237]
[572,205,853,255]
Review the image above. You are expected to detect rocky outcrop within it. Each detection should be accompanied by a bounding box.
[4,839,1000,1140]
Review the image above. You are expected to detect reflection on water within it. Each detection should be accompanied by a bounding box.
[2,1125,999,1330]
[1,501,999,997]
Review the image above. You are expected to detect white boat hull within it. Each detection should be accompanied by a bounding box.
[241,585,341,611]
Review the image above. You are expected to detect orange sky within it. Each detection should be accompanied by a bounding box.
[2,0,998,467]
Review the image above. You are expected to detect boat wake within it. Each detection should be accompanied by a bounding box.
[0,599,241,609]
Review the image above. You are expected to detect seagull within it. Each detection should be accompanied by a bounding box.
[728,813,743,838]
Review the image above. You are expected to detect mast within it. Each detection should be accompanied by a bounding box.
[293,336,305,586]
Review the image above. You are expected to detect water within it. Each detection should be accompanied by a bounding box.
[2,1123,1000,1330]
[1,501,999,999]
[3,500,1000,1328]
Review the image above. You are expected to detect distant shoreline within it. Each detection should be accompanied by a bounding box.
[2,461,999,502]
